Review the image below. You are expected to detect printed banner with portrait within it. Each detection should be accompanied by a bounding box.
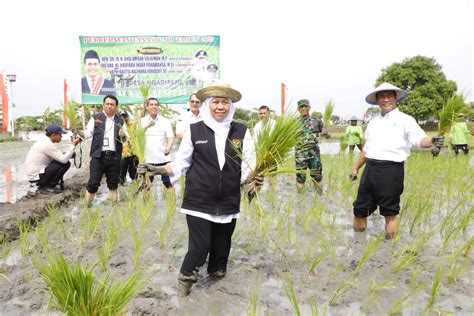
[79,35,220,104]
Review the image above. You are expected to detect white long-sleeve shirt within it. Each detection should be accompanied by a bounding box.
[24,136,75,181]
[169,125,255,223]
[364,108,427,162]
[83,113,117,152]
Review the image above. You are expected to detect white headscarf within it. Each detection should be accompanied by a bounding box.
[201,97,235,169]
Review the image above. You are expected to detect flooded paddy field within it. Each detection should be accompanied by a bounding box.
[0,139,472,315]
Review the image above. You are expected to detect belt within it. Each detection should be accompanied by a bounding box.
[366,158,404,166]
[102,150,116,156]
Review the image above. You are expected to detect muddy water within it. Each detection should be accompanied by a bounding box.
[0,140,472,315]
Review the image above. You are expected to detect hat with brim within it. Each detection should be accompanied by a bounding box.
[196,82,242,103]
[365,82,408,105]
[349,116,358,121]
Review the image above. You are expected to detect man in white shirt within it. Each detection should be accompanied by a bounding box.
[175,93,202,141]
[141,97,175,189]
[78,95,126,204]
[24,124,80,194]
[349,82,443,238]
[253,105,276,140]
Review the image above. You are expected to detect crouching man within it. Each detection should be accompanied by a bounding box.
[25,124,80,194]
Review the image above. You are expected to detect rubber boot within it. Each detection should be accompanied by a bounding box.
[177,273,198,298]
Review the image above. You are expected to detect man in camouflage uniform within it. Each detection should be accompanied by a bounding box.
[295,99,324,194]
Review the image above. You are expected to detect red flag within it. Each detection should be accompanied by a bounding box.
[63,79,69,128]
[281,82,287,114]
[0,73,9,133]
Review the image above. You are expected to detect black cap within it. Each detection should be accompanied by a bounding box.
[207,64,218,72]
[46,124,67,135]
[195,50,208,58]
[84,50,100,63]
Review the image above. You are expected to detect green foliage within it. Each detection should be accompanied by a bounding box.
[375,55,457,121]
[36,252,142,315]
[322,100,334,128]
[438,93,467,136]
[311,111,322,119]
[234,108,258,127]
[364,107,380,120]
[41,107,63,128]
[139,84,151,102]
[16,116,44,131]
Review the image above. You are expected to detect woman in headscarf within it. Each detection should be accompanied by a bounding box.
[138,83,261,297]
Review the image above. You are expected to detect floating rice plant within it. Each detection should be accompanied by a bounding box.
[241,112,303,201]
[36,252,142,315]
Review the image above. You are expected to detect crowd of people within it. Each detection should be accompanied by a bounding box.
[24,82,470,297]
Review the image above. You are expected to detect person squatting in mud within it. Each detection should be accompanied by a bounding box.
[137,83,263,297]
[24,124,80,194]
[349,83,444,239]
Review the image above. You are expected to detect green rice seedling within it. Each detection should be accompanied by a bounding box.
[46,204,73,241]
[239,112,303,201]
[80,205,103,242]
[310,301,327,316]
[391,231,434,273]
[322,100,334,131]
[424,268,444,312]
[247,274,261,316]
[136,191,156,228]
[354,235,383,275]
[437,93,467,136]
[308,245,329,274]
[96,213,119,271]
[409,268,427,290]
[18,221,31,260]
[362,278,397,313]
[126,115,149,192]
[388,292,415,314]
[131,223,144,271]
[446,261,464,284]
[339,135,348,152]
[1,238,12,262]
[36,252,142,315]
[441,206,473,251]
[64,101,80,130]
[284,275,301,316]
[329,280,357,306]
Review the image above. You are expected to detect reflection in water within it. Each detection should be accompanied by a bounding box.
[0,165,24,203]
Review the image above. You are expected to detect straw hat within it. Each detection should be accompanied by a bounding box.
[365,82,408,105]
[349,116,358,121]
[196,82,242,102]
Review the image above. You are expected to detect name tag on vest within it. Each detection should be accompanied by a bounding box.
[195,140,208,145]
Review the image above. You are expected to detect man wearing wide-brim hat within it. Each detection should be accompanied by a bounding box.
[349,82,444,238]
[137,82,261,297]
[345,116,364,153]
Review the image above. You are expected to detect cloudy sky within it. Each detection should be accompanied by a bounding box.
[1,0,472,119]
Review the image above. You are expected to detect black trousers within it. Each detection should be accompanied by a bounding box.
[349,144,363,152]
[453,144,469,155]
[180,215,237,277]
[119,155,138,184]
[87,153,121,193]
[37,160,71,189]
[353,159,404,217]
[148,162,172,188]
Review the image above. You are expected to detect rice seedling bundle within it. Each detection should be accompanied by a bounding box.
[322,100,334,129]
[36,252,142,315]
[437,94,466,136]
[243,112,303,200]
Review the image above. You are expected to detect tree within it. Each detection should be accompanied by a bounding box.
[330,115,340,124]
[375,55,457,121]
[311,111,322,119]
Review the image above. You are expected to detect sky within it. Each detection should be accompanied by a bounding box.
[1,0,472,120]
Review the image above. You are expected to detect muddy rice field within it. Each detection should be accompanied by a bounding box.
[0,140,472,315]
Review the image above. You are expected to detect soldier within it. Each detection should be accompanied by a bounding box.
[295,99,324,194]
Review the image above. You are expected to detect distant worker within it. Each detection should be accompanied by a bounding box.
[349,82,444,239]
[175,94,203,140]
[24,124,80,194]
[345,116,364,152]
[295,99,324,194]
[449,114,470,155]
[81,50,116,96]
[253,105,276,140]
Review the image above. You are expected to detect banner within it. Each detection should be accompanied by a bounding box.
[79,35,220,104]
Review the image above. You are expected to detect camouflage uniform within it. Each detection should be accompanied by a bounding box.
[295,117,323,184]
